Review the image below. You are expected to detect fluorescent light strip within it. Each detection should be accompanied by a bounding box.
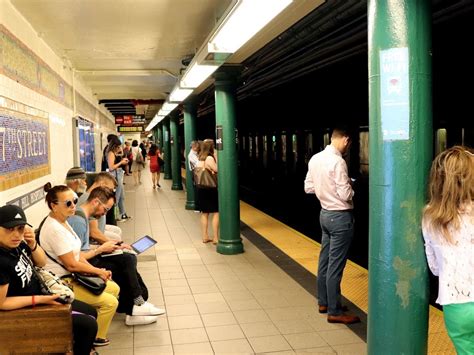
[146,115,165,131]
[169,85,193,102]
[181,62,220,88]
[208,0,292,54]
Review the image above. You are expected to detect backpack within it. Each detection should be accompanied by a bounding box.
[135,150,144,164]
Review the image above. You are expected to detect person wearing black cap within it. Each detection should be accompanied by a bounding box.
[0,204,98,355]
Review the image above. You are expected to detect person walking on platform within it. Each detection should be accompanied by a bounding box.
[422,146,474,354]
[147,144,162,189]
[130,140,144,185]
[304,128,360,324]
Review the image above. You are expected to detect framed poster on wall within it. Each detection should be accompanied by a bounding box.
[77,117,95,172]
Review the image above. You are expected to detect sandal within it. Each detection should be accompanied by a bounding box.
[202,238,212,243]
[212,239,218,245]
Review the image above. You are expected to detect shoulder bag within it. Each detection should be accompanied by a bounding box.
[36,234,107,296]
[193,165,217,189]
[21,246,74,304]
[72,273,106,295]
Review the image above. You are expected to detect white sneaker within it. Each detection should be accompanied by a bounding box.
[132,302,166,316]
[125,315,158,326]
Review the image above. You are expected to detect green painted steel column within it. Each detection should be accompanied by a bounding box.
[170,111,183,190]
[214,66,244,255]
[183,97,198,209]
[163,118,172,180]
[157,124,164,172]
[368,1,432,354]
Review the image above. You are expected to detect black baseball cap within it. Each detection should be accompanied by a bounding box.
[0,205,32,228]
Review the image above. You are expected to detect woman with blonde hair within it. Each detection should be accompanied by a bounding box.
[422,146,474,354]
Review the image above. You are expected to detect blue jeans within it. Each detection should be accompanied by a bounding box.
[111,170,126,216]
[317,209,354,315]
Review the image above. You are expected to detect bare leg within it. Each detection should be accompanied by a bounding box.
[151,172,157,188]
[200,213,210,242]
[212,212,219,244]
[156,172,161,187]
[132,171,139,185]
[138,170,142,184]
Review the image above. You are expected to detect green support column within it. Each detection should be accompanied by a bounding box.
[157,124,164,173]
[368,1,432,354]
[170,111,183,190]
[214,66,244,255]
[183,97,198,209]
[163,118,172,180]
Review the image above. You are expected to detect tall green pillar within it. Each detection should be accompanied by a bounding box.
[183,97,198,209]
[170,111,183,190]
[163,118,172,180]
[214,66,244,255]
[368,1,432,354]
[157,124,164,172]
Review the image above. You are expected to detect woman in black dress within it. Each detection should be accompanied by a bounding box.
[196,139,219,244]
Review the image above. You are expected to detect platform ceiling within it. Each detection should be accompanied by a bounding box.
[10,0,325,118]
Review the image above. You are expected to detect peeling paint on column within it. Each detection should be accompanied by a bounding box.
[393,256,418,308]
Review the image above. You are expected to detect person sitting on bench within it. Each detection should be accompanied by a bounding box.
[0,204,98,355]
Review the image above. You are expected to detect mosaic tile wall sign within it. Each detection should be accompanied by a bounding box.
[0,25,73,109]
[0,97,50,191]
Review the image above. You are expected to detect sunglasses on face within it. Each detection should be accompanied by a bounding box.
[97,199,111,213]
[54,198,78,208]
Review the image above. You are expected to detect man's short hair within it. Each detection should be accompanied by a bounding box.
[87,186,116,203]
[331,128,351,139]
[94,172,117,187]
[65,167,86,181]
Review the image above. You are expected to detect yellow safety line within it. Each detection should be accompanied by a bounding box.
[240,201,455,354]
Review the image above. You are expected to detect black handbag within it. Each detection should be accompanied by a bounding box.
[73,273,106,295]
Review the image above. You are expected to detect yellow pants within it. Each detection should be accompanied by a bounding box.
[70,279,120,339]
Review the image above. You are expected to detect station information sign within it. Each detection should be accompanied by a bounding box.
[115,115,146,126]
[118,126,143,132]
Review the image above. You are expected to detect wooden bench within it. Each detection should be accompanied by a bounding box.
[0,304,72,354]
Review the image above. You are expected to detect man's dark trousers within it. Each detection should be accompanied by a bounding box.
[317,209,354,315]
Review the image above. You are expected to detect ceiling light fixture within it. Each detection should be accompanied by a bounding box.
[208,0,293,54]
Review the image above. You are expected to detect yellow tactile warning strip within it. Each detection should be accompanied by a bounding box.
[240,201,455,354]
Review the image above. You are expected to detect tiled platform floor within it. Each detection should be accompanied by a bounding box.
[97,171,366,354]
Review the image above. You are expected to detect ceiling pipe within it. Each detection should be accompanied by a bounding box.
[75,69,177,78]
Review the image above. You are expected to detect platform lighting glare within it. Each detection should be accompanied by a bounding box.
[162,102,178,112]
[145,115,165,131]
[181,62,220,88]
[169,86,193,102]
[208,0,293,54]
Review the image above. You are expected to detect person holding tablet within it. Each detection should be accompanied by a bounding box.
[67,186,166,326]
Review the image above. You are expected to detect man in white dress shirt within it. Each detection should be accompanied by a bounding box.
[304,128,360,324]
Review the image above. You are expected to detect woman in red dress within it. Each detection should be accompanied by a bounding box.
[147,144,162,189]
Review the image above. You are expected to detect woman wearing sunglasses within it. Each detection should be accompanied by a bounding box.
[38,183,120,347]
[422,146,474,354]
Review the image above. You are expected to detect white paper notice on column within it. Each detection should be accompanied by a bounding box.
[380,47,410,141]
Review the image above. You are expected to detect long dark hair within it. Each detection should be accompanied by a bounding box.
[44,183,71,210]
[148,144,158,156]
